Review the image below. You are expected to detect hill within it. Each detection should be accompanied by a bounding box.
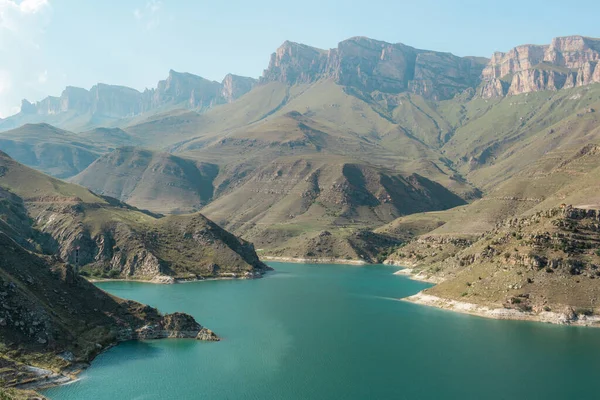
[0,151,269,282]
[0,124,102,178]
[0,230,217,394]
[1,35,600,264]
[71,147,218,214]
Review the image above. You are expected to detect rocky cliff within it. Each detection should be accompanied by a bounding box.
[15,70,256,121]
[221,74,258,103]
[261,37,487,100]
[0,151,270,282]
[0,231,217,393]
[479,35,600,97]
[392,205,600,322]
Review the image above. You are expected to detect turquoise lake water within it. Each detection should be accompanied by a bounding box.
[44,262,600,399]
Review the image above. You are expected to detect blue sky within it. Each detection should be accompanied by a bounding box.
[1,0,599,117]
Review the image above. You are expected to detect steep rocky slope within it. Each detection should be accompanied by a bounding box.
[71,147,218,214]
[0,230,217,393]
[262,37,487,100]
[0,152,269,282]
[0,71,257,132]
[479,35,600,97]
[403,206,600,324]
[200,154,465,261]
[385,139,600,322]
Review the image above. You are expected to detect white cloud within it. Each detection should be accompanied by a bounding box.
[0,0,50,32]
[19,0,48,13]
[133,0,162,30]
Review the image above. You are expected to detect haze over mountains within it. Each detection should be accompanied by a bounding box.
[1,34,600,263]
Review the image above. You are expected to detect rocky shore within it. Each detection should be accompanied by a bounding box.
[261,256,368,265]
[87,270,269,284]
[15,312,219,392]
[403,292,600,327]
[391,267,442,283]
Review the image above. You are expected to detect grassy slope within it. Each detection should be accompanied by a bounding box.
[0,152,267,280]
[70,147,218,214]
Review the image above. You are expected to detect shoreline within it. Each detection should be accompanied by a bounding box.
[391,267,442,284]
[403,292,600,327]
[261,256,369,265]
[87,271,268,285]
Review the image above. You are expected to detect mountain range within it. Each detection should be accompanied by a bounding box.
[0,34,600,335]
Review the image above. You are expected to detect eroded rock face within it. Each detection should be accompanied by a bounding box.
[124,312,219,341]
[17,70,256,119]
[480,35,600,97]
[221,74,257,103]
[261,37,487,100]
[0,232,218,388]
[29,201,269,281]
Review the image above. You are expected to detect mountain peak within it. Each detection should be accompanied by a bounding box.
[261,36,484,99]
[480,35,600,98]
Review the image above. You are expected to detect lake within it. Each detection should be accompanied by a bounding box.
[44,262,600,399]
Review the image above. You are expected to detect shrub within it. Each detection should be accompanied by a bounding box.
[461,292,468,297]
[595,249,600,257]
[575,308,594,316]
[108,269,121,279]
[543,306,552,312]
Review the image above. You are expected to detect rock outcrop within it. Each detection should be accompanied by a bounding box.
[261,37,487,100]
[0,231,218,392]
[221,74,258,103]
[396,205,600,317]
[12,70,256,121]
[480,35,600,97]
[0,151,270,282]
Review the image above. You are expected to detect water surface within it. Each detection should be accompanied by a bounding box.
[44,262,600,399]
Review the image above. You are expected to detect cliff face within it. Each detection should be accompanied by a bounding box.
[221,74,258,103]
[480,36,600,97]
[261,37,487,100]
[18,70,256,120]
[0,231,217,390]
[0,152,270,282]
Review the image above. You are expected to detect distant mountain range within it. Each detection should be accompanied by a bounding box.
[3,35,599,133]
[0,33,600,343]
[0,71,257,131]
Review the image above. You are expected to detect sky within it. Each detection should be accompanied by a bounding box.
[1,0,600,117]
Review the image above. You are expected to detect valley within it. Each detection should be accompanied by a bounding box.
[2,31,600,399]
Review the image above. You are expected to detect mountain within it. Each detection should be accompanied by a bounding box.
[0,123,103,178]
[0,169,223,394]
[0,151,269,282]
[0,71,257,132]
[479,35,600,97]
[70,147,218,214]
[0,123,143,178]
[0,229,217,391]
[385,140,600,321]
[1,35,600,268]
[261,37,488,100]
